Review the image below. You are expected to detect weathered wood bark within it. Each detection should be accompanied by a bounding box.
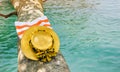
[11,0,70,72]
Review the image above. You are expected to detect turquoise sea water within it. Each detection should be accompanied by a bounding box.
[0,0,17,72]
[0,0,120,72]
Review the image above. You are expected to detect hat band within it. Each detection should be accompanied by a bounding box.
[29,39,57,62]
[15,16,52,39]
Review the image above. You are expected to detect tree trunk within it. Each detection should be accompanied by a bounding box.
[11,0,70,72]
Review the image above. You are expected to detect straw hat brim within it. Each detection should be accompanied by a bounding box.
[21,26,60,60]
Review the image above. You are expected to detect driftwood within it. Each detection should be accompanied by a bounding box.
[11,0,70,72]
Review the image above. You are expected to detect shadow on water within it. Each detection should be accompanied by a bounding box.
[0,0,17,72]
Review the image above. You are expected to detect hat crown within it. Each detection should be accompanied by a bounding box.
[31,31,52,50]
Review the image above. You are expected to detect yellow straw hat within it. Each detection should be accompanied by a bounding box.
[21,26,60,62]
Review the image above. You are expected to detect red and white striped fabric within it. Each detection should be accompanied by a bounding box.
[15,16,51,39]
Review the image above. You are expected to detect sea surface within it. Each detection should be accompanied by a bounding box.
[0,0,120,72]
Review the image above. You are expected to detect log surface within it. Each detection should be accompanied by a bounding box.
[11,0,70,72]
